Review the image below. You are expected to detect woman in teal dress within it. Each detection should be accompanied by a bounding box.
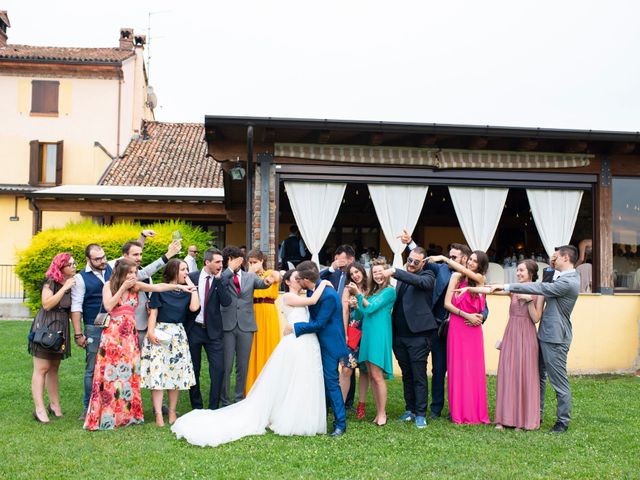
[347,258,396,426]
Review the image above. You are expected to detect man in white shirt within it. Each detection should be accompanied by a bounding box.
[185,245,199,273]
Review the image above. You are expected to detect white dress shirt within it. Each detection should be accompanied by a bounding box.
[185,254,198,273]
[70,264,109,313]
[195,269,212,324]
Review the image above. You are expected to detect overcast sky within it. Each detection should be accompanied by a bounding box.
[4,0,640,131]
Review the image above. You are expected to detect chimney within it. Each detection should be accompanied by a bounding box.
[0,11,10,48]
[119,28,134,49]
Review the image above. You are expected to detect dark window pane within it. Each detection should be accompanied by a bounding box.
[612,177,640,289]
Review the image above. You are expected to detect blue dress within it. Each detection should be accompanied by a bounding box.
[356,287,396,378]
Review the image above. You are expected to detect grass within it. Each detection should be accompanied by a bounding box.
[0,319,638,480]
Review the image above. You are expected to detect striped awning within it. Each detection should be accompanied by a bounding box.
[275,143,593,169]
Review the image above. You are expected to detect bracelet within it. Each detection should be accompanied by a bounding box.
[457,308,461,316]
[74,333,84,338]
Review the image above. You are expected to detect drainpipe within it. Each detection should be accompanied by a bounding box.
[116,77,123,156]
[246,125,254,250]
[29,199,42,235]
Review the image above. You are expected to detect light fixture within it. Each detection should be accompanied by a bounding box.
[230,157,246,181]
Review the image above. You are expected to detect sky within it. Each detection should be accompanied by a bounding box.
[4,0,640,131]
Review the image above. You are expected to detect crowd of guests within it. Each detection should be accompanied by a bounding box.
[27,228,581,436]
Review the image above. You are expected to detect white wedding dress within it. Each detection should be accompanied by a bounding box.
[171,302,326,447]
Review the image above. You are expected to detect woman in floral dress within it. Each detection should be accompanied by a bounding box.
[142,259,199,426]
[84,258,191,431]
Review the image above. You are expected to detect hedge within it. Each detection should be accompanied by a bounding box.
[16,220,213,314]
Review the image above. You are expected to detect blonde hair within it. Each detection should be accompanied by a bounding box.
[368,258,390,297]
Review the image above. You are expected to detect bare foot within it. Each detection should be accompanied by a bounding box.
[494,424,504,430]
[168,410,177,425]
[155,412,165,427]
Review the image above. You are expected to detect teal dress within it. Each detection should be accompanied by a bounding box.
[356,286,396,379]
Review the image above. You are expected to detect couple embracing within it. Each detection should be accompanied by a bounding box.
[172,261,348,446]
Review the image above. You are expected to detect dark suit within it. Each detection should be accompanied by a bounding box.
[294,281,348,431]
[392,268,436,417]
[185,270,232,409]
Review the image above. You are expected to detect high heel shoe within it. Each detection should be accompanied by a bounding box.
[33,411,50,424]
[47,404,63,418]
[356,402,366,420]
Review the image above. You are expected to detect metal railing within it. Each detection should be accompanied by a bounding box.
[0,265,25,299]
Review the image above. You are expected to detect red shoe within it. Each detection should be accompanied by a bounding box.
[357,402,366,420]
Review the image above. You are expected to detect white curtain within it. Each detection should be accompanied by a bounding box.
[527,189,583,257]
[368,184,429,269]
[449,187,509,252]
[284,181,346,266]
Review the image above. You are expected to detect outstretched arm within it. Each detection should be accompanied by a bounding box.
[283,281,330,307]
[430,255,485,286]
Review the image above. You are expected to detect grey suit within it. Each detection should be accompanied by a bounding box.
[219,267,270,405]
[507,270,580,425]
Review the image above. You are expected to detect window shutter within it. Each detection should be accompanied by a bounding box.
[55,141,64,185]
[29,140,39,186]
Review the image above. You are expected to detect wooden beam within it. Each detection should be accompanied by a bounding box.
[419,135,438,147]
[563,140,588,153]
[261,128,276,143]
[33,199,227,216]
[369,132,384,146]
[318,130,331,144]
[468,137,489,150]
[517,139,538,151]
[610,142,636,155]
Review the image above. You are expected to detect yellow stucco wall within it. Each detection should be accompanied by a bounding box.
[0,197,32,264]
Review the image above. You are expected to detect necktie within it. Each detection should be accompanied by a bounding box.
[203,275,211,326]
[233,272,241,294]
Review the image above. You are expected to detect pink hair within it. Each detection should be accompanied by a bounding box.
[46,253,72,284]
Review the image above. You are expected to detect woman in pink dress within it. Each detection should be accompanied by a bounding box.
[460,259,544,430]
[443,250,490,425]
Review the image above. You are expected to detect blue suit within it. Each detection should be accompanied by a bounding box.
[294,281,348,431]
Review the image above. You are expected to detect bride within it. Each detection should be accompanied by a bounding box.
[171,270,330,447]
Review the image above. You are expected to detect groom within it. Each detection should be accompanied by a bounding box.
[283,261,348,437]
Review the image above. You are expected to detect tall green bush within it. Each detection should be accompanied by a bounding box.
[16,220,213,313]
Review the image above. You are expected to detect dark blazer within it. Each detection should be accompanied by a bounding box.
[294,281,348,360]
[186,271,232,340]
[542,267,555,283]
[320,267,346,296]
[392,268,437,332]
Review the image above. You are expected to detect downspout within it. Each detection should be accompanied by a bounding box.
[246,125,254,250]
[116,75,123,156]
[29,199,42,235]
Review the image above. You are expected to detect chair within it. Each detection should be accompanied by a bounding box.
[486,262,504,285]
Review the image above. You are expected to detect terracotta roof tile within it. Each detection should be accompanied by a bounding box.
[100,122,223,189]
[0,44,134,63]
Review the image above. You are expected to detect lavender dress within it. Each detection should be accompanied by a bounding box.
[494,294,540,430]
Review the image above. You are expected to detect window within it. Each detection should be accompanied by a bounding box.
[31,80,59,115]
[612,177,640,290]
[29,140,63,186]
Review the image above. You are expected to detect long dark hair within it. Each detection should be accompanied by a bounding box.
[163,258,186,283]
[468,250,489,288]
[347,263,368,294]
[110,258,137,295]
[282,269,296,292]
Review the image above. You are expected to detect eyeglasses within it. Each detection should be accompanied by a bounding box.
[89,255,106,262]
[449,255,460,261]
[407,257,424,266]
[190,251,199,254]
[65,262,77,268]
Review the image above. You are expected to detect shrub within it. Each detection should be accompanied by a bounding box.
[16,220,213,313]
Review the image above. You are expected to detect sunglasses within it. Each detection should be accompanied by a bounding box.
[407,257,424,266]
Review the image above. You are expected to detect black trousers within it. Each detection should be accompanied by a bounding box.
[345,371,356,408]
[429,328,447,416]
[187,325,224,410]
[393,333,434,417]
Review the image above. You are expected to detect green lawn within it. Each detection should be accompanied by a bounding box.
[0,320,638,480]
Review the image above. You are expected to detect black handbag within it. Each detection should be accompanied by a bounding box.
[437,315,450,339]
[32,327,65,351]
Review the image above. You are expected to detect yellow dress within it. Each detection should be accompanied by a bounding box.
[245,270,281,394]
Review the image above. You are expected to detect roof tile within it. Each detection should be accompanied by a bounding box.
[0,44,134,63]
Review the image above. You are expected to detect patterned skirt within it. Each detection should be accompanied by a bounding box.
[141,323,196,390]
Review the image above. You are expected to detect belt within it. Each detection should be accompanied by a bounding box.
[253,298,275,304]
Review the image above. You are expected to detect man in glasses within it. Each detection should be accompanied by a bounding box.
[399,231,485,420]
[70,243,112,420]
[380,246,436,428]
[185,245,199,273]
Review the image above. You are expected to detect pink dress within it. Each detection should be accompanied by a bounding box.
[447,280,490,425]
[494,294,540,430]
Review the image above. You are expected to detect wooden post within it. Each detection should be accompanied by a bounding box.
[596,156,613,293]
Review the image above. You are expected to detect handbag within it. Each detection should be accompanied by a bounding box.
[30,308,65,352]
[94,312,111,328]
[437,315,450,339]
[346,324,362,350]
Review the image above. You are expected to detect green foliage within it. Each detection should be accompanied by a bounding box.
[15,220,213,313]
[1,320,639,479]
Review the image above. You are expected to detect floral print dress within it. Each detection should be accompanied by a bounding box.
[84,290,144,430]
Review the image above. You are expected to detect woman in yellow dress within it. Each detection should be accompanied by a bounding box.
[245,249,283,394]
